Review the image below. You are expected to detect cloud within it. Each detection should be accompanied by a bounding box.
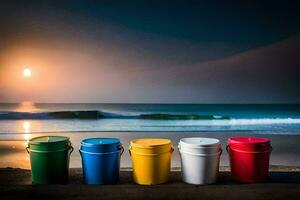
[127,36,300,103]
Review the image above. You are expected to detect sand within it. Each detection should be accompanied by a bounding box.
[0,131,300,169]
[0,167,299,200]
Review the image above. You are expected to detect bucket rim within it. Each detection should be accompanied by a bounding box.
[79,148,123,155]
[228,137,270,146]
[130,138,171,149]
[81,137,121,147]
[27,146,72,153]
[129,146,174,156]
[179,148,222,157]
[29,136,70,145]
[179,137,220,148]
[227,145,272,154]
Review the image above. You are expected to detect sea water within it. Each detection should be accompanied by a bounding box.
[0,103,300,139]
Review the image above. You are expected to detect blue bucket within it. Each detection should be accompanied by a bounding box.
[80,138,124,184]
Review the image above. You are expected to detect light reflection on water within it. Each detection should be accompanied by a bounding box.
[0,120,33,168]
[14,101,41,113]
[23,121,30,133]
[22,121,31,162]
[23,121,30,147]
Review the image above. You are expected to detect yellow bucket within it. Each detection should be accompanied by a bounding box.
[129,138,174,185]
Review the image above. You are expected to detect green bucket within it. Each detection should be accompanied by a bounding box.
[26,136,73,184]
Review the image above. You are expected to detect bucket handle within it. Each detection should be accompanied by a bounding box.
[129,146,132,157]
[120,146,124,156]
[25,145,73,154]
[79,146,124,155]
[128,145,174,156]
[171,145,174,153]
[179,144,222,151]
[69,146,74,154]
[226,145,229,152]
[179,144,222,155]
[26,146,30,154]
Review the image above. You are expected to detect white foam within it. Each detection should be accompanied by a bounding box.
[228,118,300,125]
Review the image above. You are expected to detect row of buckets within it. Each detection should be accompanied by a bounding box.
[26,136,272,185]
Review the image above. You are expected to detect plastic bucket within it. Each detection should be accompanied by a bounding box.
[26,136,73,184]
[227,137,272,183]
[178,137,222,185]
[129,138,173,185]
[80,138,124,184]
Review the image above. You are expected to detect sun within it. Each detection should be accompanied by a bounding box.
[23,68,32,77]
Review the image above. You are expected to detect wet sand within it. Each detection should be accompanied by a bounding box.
[0,131,300,169]
[0,166,299,200]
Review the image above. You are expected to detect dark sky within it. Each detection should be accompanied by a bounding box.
[0,0,299,103]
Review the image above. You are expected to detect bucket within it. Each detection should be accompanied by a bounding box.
[80,138,124,184]
[227,137,272,183]
[26,136,73,184]
[178,137,222,185]
[129,138,173,185]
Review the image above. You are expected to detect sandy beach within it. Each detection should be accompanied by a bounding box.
[0,166,299,200]
[1,131,300,169]
[1,0,300,199]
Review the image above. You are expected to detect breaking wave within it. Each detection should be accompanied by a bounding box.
[0,110,230,120]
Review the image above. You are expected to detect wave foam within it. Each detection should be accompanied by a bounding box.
[228,118,300,125]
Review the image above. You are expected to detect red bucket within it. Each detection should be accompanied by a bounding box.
[227,137,272,183]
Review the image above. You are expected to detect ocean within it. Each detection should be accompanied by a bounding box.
[1,103,300,139]
[1,102,300,168]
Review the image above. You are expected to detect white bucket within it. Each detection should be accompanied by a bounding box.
[178,137,222,185]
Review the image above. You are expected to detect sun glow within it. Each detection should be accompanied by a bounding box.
[23,68,31,77]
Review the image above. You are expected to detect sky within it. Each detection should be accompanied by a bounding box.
[0,0,299,103]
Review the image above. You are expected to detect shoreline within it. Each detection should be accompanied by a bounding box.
[2,129,300,134]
